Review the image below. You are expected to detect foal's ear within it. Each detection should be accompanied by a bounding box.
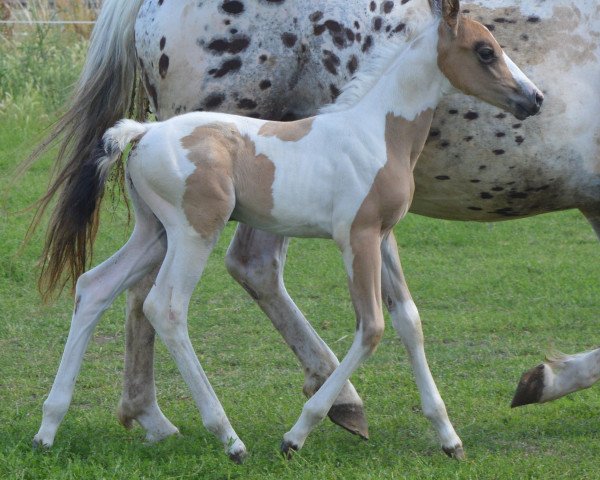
[442,0,460,35]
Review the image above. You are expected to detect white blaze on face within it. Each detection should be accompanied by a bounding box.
[502,52,539,96]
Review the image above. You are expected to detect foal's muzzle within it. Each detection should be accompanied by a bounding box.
[513,89,544,120]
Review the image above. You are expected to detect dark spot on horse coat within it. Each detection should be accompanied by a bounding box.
[204,92,226,109]
[464,111,479,120]
[464,135,473,142]
[322,50,340,75]
[480,192,493,199]
[470,179,481,183]
[354,20,360,29]
[238,98,257,109]
[158,54,169,78]
[496,132,505,137]
[281,32,297,47]
[373,17,383,31]
[491,186,504,192]
[158,0,164,5]
[495,113,507,119]
[369,1,376,12]
[485,24,496,31]
[221,0,244,15]
[428,128,440,138]
[527,16,541,23]
[392,23,406,34]
[520,33,529,41]
[309,11,323,22]
[479,165,487,170]
[160,36,166,50]
[314,23,326,35]
[362,35,373,53]
[382,1,394,14]
[346,28,355,42]
[207,36,250,55]
[512,123,522,129]
[515,135,525,144]
[468,206,482,211]
[493,149,505,155]
[494,207,518,216]
[211,57,242,77]
[440,140,450,148]
[347,55,358,74]
[259,79,272,90]
[508,191,528,199]
[435,175,450,180]
[330,83,341,100]
[259,54,268,62]
[448,109,458,115]
[324,20,342,33]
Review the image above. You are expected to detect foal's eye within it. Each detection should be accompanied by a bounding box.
[477,46,496,64]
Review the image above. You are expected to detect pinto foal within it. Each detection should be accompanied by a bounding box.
[34,1,542,461]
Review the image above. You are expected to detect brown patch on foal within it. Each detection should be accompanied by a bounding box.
[348,111,434,348]
[180,123,275,237]
[258,117,315,142]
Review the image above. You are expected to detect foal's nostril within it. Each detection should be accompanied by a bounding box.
[535,91,544,108]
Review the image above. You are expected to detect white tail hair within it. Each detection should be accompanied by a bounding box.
[98,119,150,182]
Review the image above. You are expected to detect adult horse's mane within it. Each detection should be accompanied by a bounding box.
[321,0,440,114]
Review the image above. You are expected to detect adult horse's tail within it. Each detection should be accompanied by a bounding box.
[23,0,146,299]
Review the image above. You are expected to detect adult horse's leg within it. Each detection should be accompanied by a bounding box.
[380,233,463,458]
[117,267,180,442]
[225,224,368,437]
[511,207,600,407]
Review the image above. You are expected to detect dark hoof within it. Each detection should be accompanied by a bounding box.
[32,438,49,451]
[328,403,369,440]
[280,440,299,459]
[443,445,465,460]
[228,449,247,465]
[511,364,545,408]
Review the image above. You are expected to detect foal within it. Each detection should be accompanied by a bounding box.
[34,0,542,461]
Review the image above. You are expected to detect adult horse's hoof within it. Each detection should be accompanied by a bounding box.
[443,444,466,460]
[280,440,299,459]
[328,403,369,440]
[511,364,545,407]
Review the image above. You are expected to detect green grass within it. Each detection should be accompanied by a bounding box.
[1,29,599,480]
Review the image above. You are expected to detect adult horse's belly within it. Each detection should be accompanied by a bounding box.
[411,2,600,220]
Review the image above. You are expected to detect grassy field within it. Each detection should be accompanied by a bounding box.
[1,22,599,480]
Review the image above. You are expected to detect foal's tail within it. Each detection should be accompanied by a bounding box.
[20,0,146,298]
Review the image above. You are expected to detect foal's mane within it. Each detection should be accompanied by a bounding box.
[321,0,441,114]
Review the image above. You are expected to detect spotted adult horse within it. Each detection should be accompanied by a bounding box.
[28,0,595,457]
[32,0,543,460]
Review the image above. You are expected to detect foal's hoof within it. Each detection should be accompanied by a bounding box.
[442,444,466,460]
[32,436,50,451]
[228,448,247,465]
[280,440,299,459]
[511,364,545,408]
[328,403,369,440]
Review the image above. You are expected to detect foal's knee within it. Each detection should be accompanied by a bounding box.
[360,317,385,353]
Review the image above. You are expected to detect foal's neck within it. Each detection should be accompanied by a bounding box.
[350,22,447,126]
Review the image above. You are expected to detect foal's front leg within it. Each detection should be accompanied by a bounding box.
[281,228,384,454]
[380,233,463,458]
[225,223,368,437]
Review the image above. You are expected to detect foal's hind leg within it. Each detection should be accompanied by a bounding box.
[117,267,180,442]
[33,202,166,448]
[226,224,368,437]
[380,233,463,459]
[142,224,246,462]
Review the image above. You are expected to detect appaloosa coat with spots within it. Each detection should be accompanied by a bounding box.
[32,0,543,461]
[28,0,596,457]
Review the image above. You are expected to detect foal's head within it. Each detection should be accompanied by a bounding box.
[435,0,543,120]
